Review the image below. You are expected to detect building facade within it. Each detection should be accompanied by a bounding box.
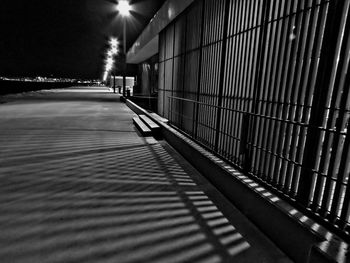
[128,0,350,241]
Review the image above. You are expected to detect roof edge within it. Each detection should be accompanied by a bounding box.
[126,0,194,64]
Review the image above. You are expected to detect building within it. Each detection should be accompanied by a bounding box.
[127,1,350,262]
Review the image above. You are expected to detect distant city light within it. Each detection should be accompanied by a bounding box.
[0,76,102,85]
[117,0,131,16]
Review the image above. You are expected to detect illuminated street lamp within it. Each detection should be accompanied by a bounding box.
[107,50,114,57]
[103,56,114,85]
[116,0,131,97]
[110,37,119,48]
[110,47,118,56]
[106,57,114,66]
[106,38,119,92]
[117,0,131,16]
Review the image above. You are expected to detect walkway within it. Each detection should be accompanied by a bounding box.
[0,86,291,263]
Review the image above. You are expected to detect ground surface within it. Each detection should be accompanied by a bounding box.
[0,86,292,263]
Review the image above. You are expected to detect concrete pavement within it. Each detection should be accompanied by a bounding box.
[0,86,292,263]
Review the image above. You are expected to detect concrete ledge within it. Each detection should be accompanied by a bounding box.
[0,80,80,95]
[128,96,158,112]
[125,99,349,263]
[126,99,145,114]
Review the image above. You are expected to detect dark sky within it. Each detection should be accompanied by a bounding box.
[0,0,165,79]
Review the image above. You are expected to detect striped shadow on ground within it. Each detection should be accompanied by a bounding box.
[0,129,261,263]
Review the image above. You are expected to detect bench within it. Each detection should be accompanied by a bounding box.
[132,116,152,136]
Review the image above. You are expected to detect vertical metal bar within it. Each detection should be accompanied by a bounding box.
[329,109,350,222]
[214,0,230,152]
[274,0,295,189]
[241,1,250,166]
[243,1,254,167]
[329,14,350,221]
[221,0,237,160]
[199,0,211,145]
[297,0,346,206]
[258,0,276,177]
[180,15,188,130]
[220,35,230,157]
[281,1,303,194]
[261,1,279,181]
[290,1,316,196]
[246,0,270,173]
[267,0,286,186]
[300,1,329,210]
[230,0,241,162]
[240,0,254,165]
[198,49,208,142]
[235,2,245,165]
[278,1,300,190]
[250,0,264,173]
[339,123,350,227]
[202,0,212,146]
[246,0,260,168]
[321,6,350,217]
[256,0,273,180]
[213,41,222,148]
[171,16,177,126]
[245,0,255,114]
[168,96,170,123]
[285,1,308,195]
[226,0,236,161]
[195,0,206,140]
[220,0,235,158]
[295,5,320,206]
[163,32,166,117]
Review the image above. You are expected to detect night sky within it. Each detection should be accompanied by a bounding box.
[0,0,165,79]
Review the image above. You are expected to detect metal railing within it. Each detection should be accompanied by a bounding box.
[159,0,350,239]
[168,95,350,238]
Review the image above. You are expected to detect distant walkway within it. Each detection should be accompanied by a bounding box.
[0,86,291,263]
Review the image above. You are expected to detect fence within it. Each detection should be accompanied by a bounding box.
[159,0,350,239]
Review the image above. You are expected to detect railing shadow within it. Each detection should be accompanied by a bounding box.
[0,129,286,263]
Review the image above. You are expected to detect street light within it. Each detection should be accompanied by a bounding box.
[107,37,119,92]
[116,0,131,97]
[106,57,114,68]
[110,37,119,48]
[110,47,118,56]
[117,0,131,16]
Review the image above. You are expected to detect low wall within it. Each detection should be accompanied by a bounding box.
[128,96,158,112]
[0,80,79,95]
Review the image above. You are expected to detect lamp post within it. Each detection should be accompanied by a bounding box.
[116,0,131,98]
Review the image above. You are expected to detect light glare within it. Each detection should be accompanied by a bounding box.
[110,38,119,48]
[110,47,118,55]
[117,0,131,16]
[106,57,114,65]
